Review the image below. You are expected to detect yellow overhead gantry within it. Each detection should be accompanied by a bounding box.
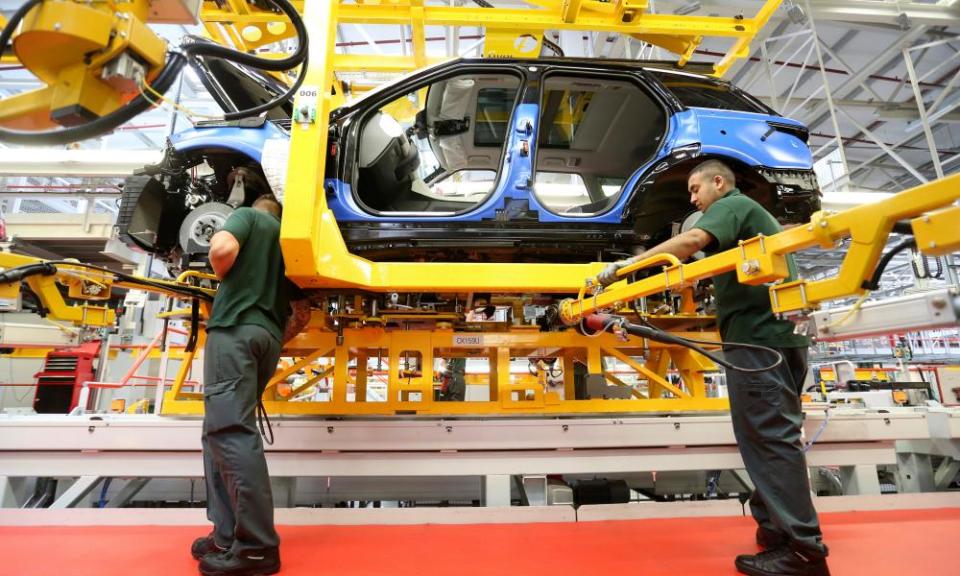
[200,0,782,75]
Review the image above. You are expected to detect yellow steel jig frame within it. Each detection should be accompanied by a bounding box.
[4,0,959,419]
[162,326,725,416]
[174,0,958,418]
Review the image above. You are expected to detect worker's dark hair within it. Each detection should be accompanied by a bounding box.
[252,193,282,217]
[690,159,736,189]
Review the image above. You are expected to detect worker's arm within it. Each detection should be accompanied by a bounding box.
[282,297,312,344]
[633,228,713,262]
[209,230,241,279]
[598,228,714,285]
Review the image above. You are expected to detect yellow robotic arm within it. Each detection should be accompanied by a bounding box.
[0,0,306,145]
[0,0,170,131]
[560,174,960,328]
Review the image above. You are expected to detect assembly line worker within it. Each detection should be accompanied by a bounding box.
[191,194,311,576]
[440,357,467,401]
[599,159,830,576]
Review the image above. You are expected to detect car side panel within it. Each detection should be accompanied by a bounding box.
[693,108,813,168]
[330,102,542,223]
[170,123,286,162]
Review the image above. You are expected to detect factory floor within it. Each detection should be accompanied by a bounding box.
[1,507,956,575]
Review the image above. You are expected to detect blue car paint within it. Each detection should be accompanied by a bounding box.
[692,109,812,168]
[170,102,811,225]
[170,121,287,163]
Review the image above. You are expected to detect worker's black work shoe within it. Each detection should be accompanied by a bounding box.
[756,527,787,550]
[735,547,830,576]
[199,547,280,576]
[191,534,230,560]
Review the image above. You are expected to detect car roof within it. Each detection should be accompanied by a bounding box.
[335,57,719,118]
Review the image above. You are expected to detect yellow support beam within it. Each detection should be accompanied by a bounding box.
[159,326,728,416]
[713,0,782,77]
[603,346,689,399]
[409,0,427,69]
[200,0,782,76]
[332,5,765,36]
[333,53,448,72]
[562,0,584,23]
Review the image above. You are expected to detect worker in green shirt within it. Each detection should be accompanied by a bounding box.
[191,194,311,576]
[600,159,829,576]
[440,357,467,401]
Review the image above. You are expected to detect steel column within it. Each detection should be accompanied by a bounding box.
[902,47,944,179]
[49,476,102,509]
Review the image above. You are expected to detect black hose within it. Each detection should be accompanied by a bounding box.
[0,52,187,145]
[176,0,308,120]
[0,262,56,284]
[862,238,915,290]
[542,36,565,57]
[178,0,306,73]
[932,256,943,279]
[912,251,932,279]
[0,0,43,60]
[184,298,200,353]
[47,260,215,302]
[892,221,913,235]
[0,0,307,144]
[257,401,275,446]
[221,52,307,121]
[582,314,783,374]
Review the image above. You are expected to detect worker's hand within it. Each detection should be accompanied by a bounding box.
[597,260,628,286]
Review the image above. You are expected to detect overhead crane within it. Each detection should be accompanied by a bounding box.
[0,0,958,421]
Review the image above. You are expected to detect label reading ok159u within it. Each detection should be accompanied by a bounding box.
[452,334,484,347]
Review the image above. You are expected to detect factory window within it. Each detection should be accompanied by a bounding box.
[354,72,521,214]
[534,75,666,216]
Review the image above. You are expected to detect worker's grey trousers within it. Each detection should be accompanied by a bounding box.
[202,324,281,553]
[723,346,828,559]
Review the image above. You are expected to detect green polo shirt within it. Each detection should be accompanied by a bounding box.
[693,188,810,348]
[207,207,295,342]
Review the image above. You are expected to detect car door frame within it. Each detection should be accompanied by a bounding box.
[333,62,532,220]
[526,64,680,224]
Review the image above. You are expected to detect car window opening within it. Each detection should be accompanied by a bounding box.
[355,73,521,215]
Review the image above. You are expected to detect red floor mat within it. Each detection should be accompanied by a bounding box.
[1,508,957,575]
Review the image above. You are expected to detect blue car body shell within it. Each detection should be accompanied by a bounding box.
[170,83,812,227]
